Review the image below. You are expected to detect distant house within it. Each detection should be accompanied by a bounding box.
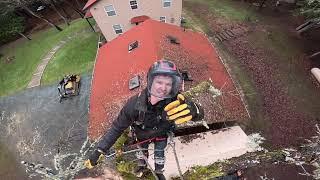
[83,0,182,41]
[88,19,249,139]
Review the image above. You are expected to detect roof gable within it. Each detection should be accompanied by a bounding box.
[83,0,100,11]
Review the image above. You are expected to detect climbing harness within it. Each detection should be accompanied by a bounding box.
[104,132,184,180]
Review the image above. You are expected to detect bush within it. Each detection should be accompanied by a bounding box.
[297,0,320,18]
[0,12,25,44]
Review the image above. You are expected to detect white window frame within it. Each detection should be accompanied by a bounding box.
[128,41,139,52]
[163,0,171,8]
[104,4,116,16]
[113,24,123,35]
[129,0,138,10]
[160,16,166,23]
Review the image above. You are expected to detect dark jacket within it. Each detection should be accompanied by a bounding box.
[97,89,176,152]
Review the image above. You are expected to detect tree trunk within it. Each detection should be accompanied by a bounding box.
[298,23,320,34]
[59,2,71,19]
[74,0,83,10]
[16,9,32,18]
[50,0,70,26]
[309,51,320,59]
[18,32,31,40]
[259,0,268,10]
[23,6,63,31]
[65,1,84,18]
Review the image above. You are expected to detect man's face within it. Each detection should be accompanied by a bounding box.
[150,75,173,99]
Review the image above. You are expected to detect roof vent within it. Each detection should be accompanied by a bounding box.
[167,35,180,45]
[128,41,139,52]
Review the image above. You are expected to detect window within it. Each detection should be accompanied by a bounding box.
[113,24,123,34]
[163,0,171,7]
[170,17,175,23]
[160,16,166,23]
[104,5,116,16]
[128,41,139,52]
[129,0,138,9]
[167,35,180,45]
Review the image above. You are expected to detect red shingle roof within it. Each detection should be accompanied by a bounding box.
[83,0,99,11]
[84,11,93,18]
[89,20,249,139]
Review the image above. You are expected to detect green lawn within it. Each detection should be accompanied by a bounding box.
[182,0,268,131]
[184,0,257,22]
[183,0,320,133]
[41,32,98,85]
[0,19,97,96]
[247,28,320,118]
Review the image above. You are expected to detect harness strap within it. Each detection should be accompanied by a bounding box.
[129,136,167,148]
[155,137,167,141]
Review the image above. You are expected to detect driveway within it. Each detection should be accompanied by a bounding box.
[0,75,92,179]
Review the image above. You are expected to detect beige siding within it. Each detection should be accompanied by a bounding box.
[90,0,182,41]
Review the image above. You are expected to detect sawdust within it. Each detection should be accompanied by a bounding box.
[178,132,205,144]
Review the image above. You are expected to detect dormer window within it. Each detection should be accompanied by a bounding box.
[160,16,166,23]
[130,0,138,9]
[167,35,180,45]
[128,41,139,52]
[163,0,171,7]
[104,5,116,16]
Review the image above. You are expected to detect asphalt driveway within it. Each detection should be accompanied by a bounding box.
[0,75,92,179]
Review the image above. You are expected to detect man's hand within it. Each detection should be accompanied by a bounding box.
[84,149,105,169]
[164,94,203,124]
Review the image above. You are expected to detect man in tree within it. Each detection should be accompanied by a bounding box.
[85,60,204,179]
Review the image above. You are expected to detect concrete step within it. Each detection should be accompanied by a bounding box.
[36,64,46,73]
[218,32,228,40]
[225,29,235,37]
[27,74,42,88]
[52,45,61,51]
[214,34,224,42]
[222,31,232,39]
[147,126,252,178]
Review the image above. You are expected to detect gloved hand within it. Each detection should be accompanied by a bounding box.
[164,94,204,124]
[84,149,105,169]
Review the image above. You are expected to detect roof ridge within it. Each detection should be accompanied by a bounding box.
[83,0,99,11]
[146,20,160,60]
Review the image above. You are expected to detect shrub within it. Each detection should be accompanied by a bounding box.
[297,0,320,18]
[0,12,25,44]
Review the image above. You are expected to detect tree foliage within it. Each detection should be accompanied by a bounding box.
[1,0,63,31]
[0,12,25,44]
[297,0,320,18]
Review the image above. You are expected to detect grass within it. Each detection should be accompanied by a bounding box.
[215,42,269,134]
[184,0,257,22]
[184,0,320,137]
[182,9,210,33]
[41,32,98,85]
[0,18,96,96]
[182,2,268,134]
[247,28,320,118]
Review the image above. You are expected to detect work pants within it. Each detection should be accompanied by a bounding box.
[135,138,167,172]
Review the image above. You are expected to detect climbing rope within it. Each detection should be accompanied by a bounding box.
[168,132,184,180]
